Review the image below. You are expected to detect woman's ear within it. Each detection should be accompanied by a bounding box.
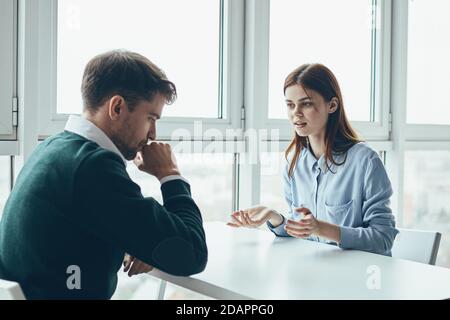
[328,97,339,114]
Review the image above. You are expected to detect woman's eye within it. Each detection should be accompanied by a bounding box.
[303,102,313,107]
[286,103,294,108]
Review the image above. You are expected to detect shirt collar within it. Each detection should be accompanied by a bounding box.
[302,146,327,172]
[301,146,317,171]
[64,115,128,167]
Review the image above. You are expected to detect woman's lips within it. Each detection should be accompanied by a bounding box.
[294,122,307,129]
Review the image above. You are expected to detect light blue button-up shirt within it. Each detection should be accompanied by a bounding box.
[268,142,398,256]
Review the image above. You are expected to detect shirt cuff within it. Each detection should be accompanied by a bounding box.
[338,225,357,249]
[267,214,290,237]
[159,175,189,186]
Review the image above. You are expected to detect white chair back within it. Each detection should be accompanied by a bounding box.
[0,279,26,300]
[392,228,441,265]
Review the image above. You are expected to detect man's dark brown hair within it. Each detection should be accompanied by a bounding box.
[81,50,177,113]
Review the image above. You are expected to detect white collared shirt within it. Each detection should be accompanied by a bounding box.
[64,115,188,185]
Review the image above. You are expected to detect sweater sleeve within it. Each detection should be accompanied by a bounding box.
[72,150,207,276]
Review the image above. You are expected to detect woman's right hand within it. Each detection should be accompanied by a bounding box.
[227,206,281,228]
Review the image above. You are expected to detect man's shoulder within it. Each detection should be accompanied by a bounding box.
[78,146,125,169]
[74,144,126,177]
[43,131,123,165]
[42,131,98,152]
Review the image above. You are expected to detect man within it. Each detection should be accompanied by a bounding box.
[0,50,208,299]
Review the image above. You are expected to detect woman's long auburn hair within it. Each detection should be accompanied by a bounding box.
[284,63,361,177]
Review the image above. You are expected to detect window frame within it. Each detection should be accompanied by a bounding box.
[252,0,392,141]
[405,0,450,136]
[7,0,450,247]
[387,0,450,228]
[402,0,450,141]
[405,124,450,141]
[0,0,17,141]
[36,0,245,141]
[239,0,393,208]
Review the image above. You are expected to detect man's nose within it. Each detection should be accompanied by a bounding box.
[147,126,156,141]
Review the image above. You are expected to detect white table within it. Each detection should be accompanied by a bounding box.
[148,221,450,299]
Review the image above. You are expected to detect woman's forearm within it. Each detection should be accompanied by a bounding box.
[316,220,341,243]
[268,211,284,227]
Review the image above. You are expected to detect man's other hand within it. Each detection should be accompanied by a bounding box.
[123,254,154,277]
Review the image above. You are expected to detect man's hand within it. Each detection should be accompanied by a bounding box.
[123,254,154,277]
[134,142,180,180]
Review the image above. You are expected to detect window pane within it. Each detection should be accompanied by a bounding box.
[57,0,220,118]
[268,0,373,121]
[0,157,10,218]
[260,152,288,214]
[126,152,233,221]
[0,0,14,135]
[407,0,450,125]
[404,151,450,267]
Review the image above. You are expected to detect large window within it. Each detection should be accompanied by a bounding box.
[127,152,233,221]
[404,151,450,267]
[260,152,287,214]
[57,0,221,118]
[407,0,450,125]
[268,0,374,121]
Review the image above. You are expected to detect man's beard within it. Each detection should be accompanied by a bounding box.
[111,135,138,161]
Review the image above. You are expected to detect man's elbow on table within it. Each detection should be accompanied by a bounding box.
[152,237,208,276]
[175,251,208,276]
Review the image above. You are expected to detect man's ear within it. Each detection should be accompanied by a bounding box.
[328,97,339,114]
[108,95,125,120]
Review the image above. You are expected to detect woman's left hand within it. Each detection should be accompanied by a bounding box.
[284,207,321,238]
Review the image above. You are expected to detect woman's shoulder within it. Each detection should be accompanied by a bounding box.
[284,147,307,164]
[346,142,379,161]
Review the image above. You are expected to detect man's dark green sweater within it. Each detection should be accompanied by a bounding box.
[0,131,208,299]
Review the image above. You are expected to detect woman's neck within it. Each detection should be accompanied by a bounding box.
[308,133,326,160]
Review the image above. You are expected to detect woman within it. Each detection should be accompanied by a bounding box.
[228,63,398,256]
